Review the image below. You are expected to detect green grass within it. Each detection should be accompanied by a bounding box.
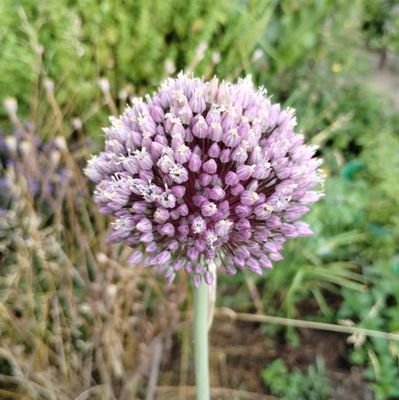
[0,0,273,138]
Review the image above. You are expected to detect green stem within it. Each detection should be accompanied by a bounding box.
[194,282,210,400]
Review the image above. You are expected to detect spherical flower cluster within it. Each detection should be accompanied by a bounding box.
[85,74,323,286]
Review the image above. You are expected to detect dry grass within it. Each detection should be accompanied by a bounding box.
[0,115,192,399]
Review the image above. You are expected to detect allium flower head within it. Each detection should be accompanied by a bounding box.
[85,74,323,286]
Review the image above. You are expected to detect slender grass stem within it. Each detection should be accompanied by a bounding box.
[216,308,399,341]
[194,283,210,400]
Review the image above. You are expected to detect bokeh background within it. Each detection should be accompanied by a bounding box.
[1,1,399,399]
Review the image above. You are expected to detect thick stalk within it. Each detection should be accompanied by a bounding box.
[193,282,210,400]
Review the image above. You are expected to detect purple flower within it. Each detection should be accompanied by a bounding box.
[0,128,70,208]
[85,74,323,286]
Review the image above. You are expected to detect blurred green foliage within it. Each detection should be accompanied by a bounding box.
[0,0,272,136]
[256,0,364,95]
[261,357,332,400]
[363,0,399,54]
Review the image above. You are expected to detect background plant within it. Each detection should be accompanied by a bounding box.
[0,0,272,137]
